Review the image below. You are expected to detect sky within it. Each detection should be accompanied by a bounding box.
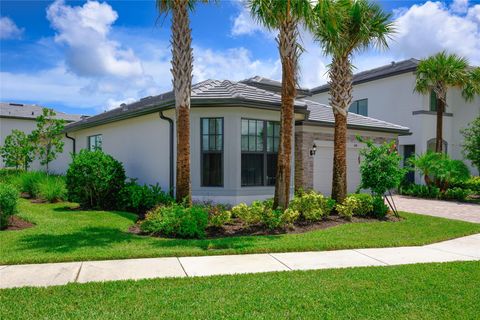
[0,0,479,115]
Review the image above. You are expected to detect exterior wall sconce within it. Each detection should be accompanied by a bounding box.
[310,143,317,156]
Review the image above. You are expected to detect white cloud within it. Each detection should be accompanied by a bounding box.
[230,1,273,37]
[193,47,281,81]
[451,0,469,13]
[46,0,143,78]
[391,1,480,64]
[0,16,23,40]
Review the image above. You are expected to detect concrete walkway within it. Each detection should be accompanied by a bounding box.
[392,195,480,223]
[1,233,479,289]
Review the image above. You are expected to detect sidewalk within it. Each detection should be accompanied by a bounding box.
[1,233,479,289]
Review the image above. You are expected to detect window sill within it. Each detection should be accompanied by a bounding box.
[412,110,453,117]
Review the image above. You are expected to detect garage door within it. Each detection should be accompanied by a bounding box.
[313,141,362,196]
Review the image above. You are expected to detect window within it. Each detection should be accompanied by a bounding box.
[349,99,368,116]
[201,118,223,187]
[241,119,280,187]
[88,134,102,151]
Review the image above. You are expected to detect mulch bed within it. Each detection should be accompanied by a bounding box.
[3,216,35,231]
[129,214,401,239]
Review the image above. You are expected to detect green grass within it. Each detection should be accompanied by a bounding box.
[1,261,479,319]
[1,199,479,265]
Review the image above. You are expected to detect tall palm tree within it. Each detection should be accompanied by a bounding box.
[156,0,205,204]
[415,52,480,153]
[248,0,312,209]
[311,0,394,202]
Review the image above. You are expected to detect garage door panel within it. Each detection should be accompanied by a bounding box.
[313,146,361,196]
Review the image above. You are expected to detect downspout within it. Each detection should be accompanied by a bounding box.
[65,133,76,156]
[159,111,174,197]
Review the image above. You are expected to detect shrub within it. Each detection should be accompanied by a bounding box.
[0,184,18,229]
[289,190,335,221]
[400,184,440,199]
[347,194,374,217]
[0,169,22,184]
[357,138,406,197]
[442,187,472,202]
[120,179,173,214]
[450,176,480,194]
[140,204,209,239]
[372,196,389,219]
[207,204,232,227]
[37,176,67,202]
[409,152,470,191]
[66,150,126,209]
[461,116,480,173]
[230,201,263,225]
[230,200,300,230]
[14,171,48,197]
[336,196,360,220]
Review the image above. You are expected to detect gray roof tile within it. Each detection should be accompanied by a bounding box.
[0,102,84,122]
[311,58,419,94]
[302,99,410,134]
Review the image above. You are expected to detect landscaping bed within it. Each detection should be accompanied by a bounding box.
[3,216,34,231]
[130,214,401,238]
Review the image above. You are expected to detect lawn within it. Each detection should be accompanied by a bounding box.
[1,261,479,319]
[1,199,480,265]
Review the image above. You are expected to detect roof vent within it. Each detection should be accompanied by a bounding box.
[31,111,34,115]
[121,103,128,111]
[391,61,395,66]
[140,96,152,101]
[80,115,89,120]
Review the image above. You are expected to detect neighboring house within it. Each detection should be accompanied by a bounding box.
[64,79,409,204]
[309,59,480,182]
[0,102,84,172]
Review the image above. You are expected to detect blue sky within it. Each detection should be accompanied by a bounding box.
[1,0,479,115]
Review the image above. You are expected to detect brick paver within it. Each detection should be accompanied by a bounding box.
[392,195,480,223]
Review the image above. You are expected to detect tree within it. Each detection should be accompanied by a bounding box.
[156,0,208,205]
[30,108,66,172]
[461,116,480,173]
[415,52,479,153]
[0,130,35,170]
[311,0,394,202]
[248,0,312,209]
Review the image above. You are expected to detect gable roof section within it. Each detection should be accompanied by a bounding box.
[301,99,410,134]
[240,76,310,97]
[310,58,420,94]
[0,102,84,122]
[65,79,310,132]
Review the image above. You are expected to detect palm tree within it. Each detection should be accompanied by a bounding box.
[156,0,205,204]
[311,0,394,202]
[248,0,312,209]
[415,51,480,153]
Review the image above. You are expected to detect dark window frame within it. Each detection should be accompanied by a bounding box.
[349,98,368,116]
[87,134,102,151]
[200,117,224,187]
[241,118,279,187]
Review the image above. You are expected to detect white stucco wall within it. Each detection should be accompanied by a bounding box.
[310,72,480,178]
[0,117,72,173]
[68,107,301,205]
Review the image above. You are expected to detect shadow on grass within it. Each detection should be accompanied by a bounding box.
[18,224,280,255]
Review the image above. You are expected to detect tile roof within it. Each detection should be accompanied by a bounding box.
[301,99,410,134]
[240,76,310,97]
[65,79,310,131]
[65,79,409,135]
[0,102,84,122]
[311,58,420,94]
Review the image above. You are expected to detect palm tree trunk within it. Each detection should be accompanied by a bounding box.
[329,56,352,203]
[273,14,298,210]
[435,94,445,153]
[171,0,193,204]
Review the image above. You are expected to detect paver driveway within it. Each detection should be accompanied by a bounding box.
[392,195,480,223]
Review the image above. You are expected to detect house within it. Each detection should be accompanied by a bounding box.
[64,79,409,204]
[309,59,480,182]
[0,102,84,171]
